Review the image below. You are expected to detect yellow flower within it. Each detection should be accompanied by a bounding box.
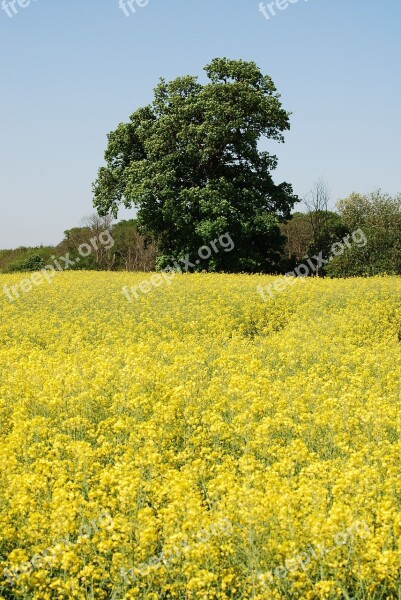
[1,272,401,597]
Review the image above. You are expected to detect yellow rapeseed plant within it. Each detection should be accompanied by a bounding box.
[1,272,401,599]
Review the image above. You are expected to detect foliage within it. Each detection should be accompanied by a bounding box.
[111,219,156,271]
[305,210,350,272]
[3,249,52,273]
[327,191,401,276]
[280,211,313,262]
[93,58,298,272]
[0,218,156,274]
[280,211,349,274]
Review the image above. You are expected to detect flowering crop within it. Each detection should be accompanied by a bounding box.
[1,271,401,599]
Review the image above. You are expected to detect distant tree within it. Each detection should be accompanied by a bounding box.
[82,214,115,270]
[59,214,115,270]
[59,226,97,270]
[6,253,45,273]
[327,191,401,276]
[303,179,338,275]
[280,212,313,263]
[280,208,348,275]
[304,178,330,229]
[112,219,156,271]
[24,254,45,271]
[93,58,298,272]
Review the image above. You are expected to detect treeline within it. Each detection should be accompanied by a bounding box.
[2,190,401,276]
[282,190,401,277]
[0,217,156,274]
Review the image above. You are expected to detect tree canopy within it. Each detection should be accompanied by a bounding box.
[93,58,298,272]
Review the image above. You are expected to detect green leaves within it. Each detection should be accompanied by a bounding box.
[93,58,298,272]
[327,192,401,277]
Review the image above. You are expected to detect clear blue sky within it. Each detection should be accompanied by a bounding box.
[1,0,400,248]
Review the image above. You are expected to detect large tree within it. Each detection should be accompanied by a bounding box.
[93,58,298,272]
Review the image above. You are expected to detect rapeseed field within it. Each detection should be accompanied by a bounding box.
[1,272,401,599]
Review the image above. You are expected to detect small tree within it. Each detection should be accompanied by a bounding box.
[6,253,45,273]
[304,179,332,275]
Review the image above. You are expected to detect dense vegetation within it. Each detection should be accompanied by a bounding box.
[3,191,400,277]
[0,218,156,274]
[282,191,401,277]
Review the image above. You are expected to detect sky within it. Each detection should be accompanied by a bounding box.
[1,0,400,248]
